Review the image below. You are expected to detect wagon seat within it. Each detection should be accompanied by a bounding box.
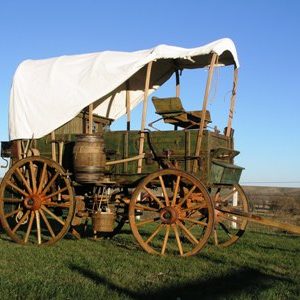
[151,96,211,129]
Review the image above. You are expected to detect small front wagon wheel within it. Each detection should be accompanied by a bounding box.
[129,169,214,257]
[211,184,249,247]
[0,156,75,245]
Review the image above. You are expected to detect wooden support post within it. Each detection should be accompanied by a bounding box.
[192,53,218,173]
[137,61,153,174]
[175,69,180,97]
[226,68,239,137]
[124,132,129,172]
[88,103,93,134]
[126,81,131,131]
[58,142,64,166]
[16,140,22,159]
[51,131,56,162]
[125,81,131,172]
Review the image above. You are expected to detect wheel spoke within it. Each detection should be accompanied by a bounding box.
[42,172,59,195]
[213,229,219,245]
[24,211,35,243]
[145,224,163,245]
[39,209,56,238]
[181,217,208,228]
[161,225,170,255]
[29,161,37,193]
[136,217,160,227]
[37,162,48,193]
[41,205,65,226]
[35,210,42,245]
[219,222,233,237]
[12,210,30,233]
[159,176,170,206]
[134,204,159,212]
[177,220,198,245]
[213,188,221,202]
[171,176,181,206]
[4,208,23,218]
[15,167,32,194]
[2,197,23,203]
[219,188,237,203]
[44,186,68,200]
[178,185,196,207]
[172,224,183,256]
[142,187,165,208]
[7,180,29,198]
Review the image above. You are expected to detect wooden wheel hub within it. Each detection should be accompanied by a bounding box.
[160,206,178,224]
[24,194,43,211]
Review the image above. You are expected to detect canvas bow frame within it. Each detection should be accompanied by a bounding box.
[115,54,240,174]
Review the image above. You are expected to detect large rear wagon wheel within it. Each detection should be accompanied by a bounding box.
[0,156,75,245]
[211,184,249,247]
[129,169,214,257]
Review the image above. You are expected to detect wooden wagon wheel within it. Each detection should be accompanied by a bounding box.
[211,184,249,247]
[129,169,214,256]
[0,156,75,245]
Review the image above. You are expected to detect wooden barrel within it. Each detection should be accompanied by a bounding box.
[73,134,106,184]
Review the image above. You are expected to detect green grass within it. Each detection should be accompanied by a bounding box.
[0,225,299,300]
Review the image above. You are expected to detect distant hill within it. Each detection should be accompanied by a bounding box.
[242,186,300,205]
[242,186,300,225]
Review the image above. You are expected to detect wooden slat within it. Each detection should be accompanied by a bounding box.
[175,69,180,97]
[137,61,153,173]
[51,131,56,162]
[192,53,218,173]
[126,81,131,131]
[88,103,93,134]
[226,68,239,137]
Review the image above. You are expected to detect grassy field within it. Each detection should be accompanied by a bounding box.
[0,224,299,300]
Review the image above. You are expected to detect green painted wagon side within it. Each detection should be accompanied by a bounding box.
[35,113,243,187]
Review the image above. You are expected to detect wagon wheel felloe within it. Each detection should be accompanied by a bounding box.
[0,156,75,245]
[129,169,214,257]
[211,184,249,247]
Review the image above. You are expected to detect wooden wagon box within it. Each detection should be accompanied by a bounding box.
[210,160,244,184]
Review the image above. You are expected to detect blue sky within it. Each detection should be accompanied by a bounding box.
[0,0,299,186]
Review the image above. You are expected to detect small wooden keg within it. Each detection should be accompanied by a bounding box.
[73,134,106,184]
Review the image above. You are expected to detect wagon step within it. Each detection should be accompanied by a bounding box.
[216,207,300,235]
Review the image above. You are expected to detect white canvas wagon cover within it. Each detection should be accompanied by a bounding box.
[9,38,239,140]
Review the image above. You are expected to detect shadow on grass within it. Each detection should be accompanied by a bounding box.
[68,263,291,299]
[253,244,300,254]
[247,229,299,239]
